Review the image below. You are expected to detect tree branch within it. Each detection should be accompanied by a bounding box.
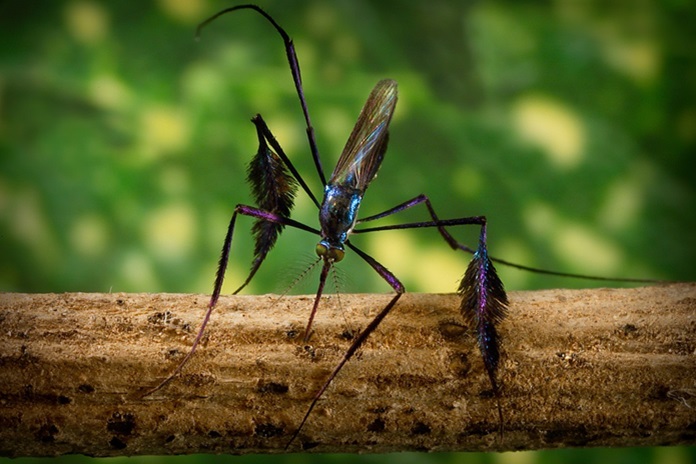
[0,284,694,456]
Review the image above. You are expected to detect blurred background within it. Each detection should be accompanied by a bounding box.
[0,0,694,463]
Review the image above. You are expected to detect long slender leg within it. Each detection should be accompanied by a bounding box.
[357,195,508,434]
[356,195,657,434]
[142,205,320,397]
[212,206,320,306]
[356,193,476,252]
[302,260,331,342]
[197,5,327,187]
[286,242,405,448]
[356,194,661,283]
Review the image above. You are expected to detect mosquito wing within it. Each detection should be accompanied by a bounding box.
[329,79,398,192]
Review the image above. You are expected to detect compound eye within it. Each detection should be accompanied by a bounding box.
[316,243,345,262]
[315,243,328,257]
[329,248,345,262]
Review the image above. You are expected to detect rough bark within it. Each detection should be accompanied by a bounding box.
[0,284,694,457]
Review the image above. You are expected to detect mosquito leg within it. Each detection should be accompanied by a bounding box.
[355,193,477,252]
[302,260,331,342]
[357,194,662,283]
[286,242,404,448]
[142,206,320,397]
[197,5,327,186]
[356,197,508,434]
[253,115,321,208]
[459,221,508,434]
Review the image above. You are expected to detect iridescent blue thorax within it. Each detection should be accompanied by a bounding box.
[318,183,363,251]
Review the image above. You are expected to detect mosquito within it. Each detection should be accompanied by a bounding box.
[144,4,659,448]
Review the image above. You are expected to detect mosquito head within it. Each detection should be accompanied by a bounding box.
[315,240,345,263]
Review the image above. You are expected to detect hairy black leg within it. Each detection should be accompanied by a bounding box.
[239,117,299,296]
[458,221,508,434]
[355,195,508,433]
[253,115,321,208]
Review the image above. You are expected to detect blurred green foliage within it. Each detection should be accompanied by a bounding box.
[1,0,694,463]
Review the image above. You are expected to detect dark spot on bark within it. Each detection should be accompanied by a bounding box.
[615,323,639,338]
[301,440,320,450]
[371,406,389,414]
[465,421,495,437]
[411,422,431,435]
[147,311,169,324]
[0,415,20,429]
[165,435,175,443]
[116,299,125,305]
[208,430,222,438]
[340,329,357,340]
[286,329,298,339]
[646,384,670,401]
[622,323,637,334]
[22,384,33,398]
[78,384,95,394]
[35,424,58,443]
[302,344,319,360]
[438,321,468,340]
[107,412,136,436]
[367,418,385,432]
[545,425,592,446]
[257,381,289,394]
[18,385,70,405]
[448,351,471,377]
[109,436,127,449]
[255,423,283,438]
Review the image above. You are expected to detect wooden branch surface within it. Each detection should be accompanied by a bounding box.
[0,284,695,456]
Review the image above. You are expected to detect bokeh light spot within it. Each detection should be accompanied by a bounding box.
[523,201,559,240]
[552,223,621,274]
[71,214,108,257]
[452,166,483,199]
[89,74,132,110]
[144,202,197,260]
[598,174,643,231]
[6,187,59,265]
[157,0,205,24]
[368,232,464,293]
[140,105,191,160]
[64,1,109,45]
[512,94,585,169]
[120,251,159,291]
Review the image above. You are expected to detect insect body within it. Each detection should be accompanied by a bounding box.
[147,4,509,447]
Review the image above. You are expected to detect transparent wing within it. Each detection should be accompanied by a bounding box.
[329,79,398,191]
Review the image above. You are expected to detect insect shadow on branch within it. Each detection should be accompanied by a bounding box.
[142,4,663,449]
